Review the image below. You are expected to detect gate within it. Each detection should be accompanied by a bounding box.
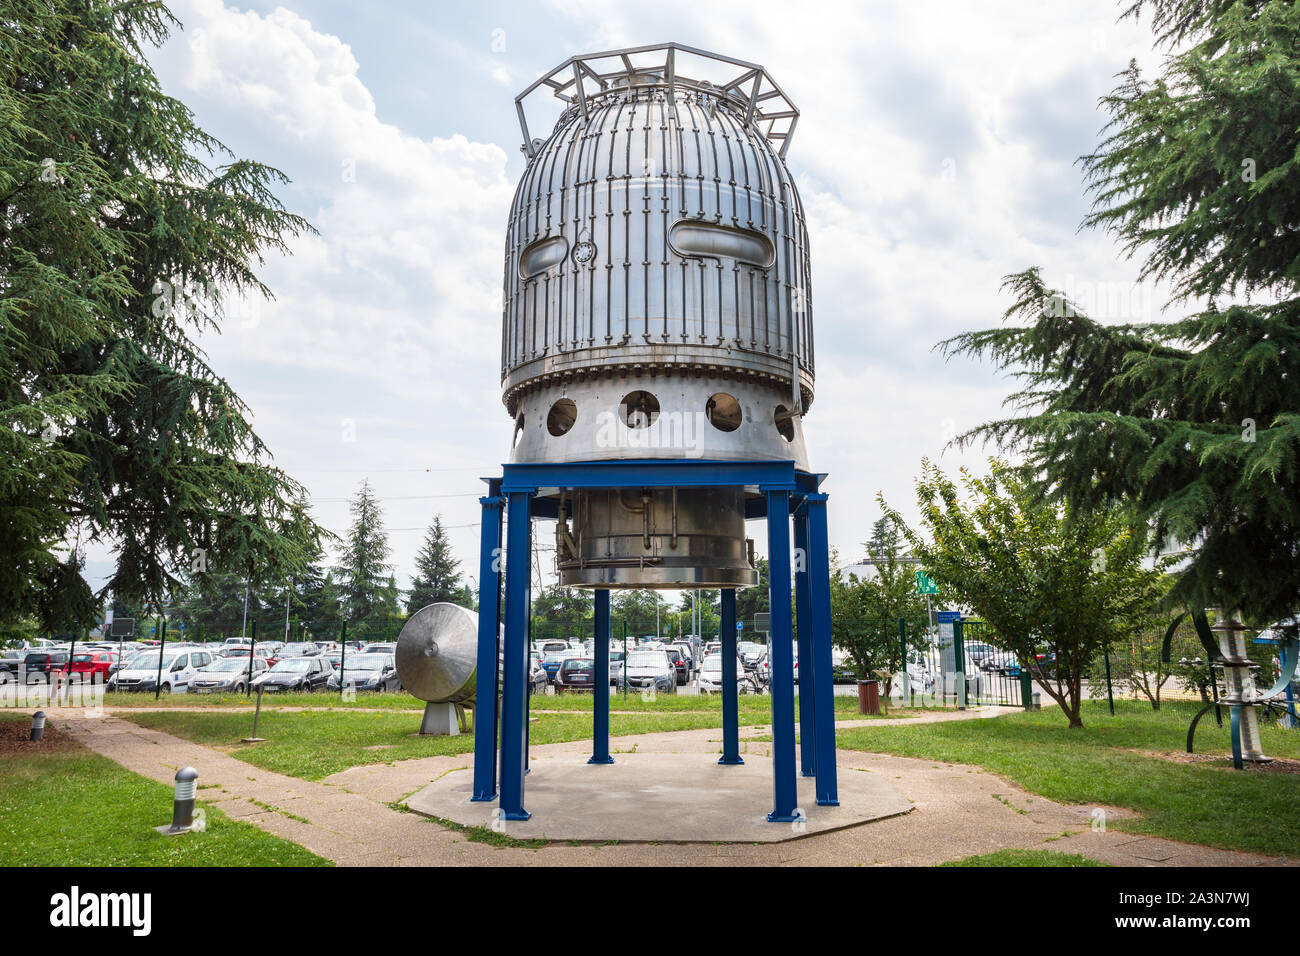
[957,619,1025,708]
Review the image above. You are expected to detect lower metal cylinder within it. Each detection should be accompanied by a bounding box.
[556,487,756,589]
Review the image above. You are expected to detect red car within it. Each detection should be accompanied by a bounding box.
[66,650,118,682]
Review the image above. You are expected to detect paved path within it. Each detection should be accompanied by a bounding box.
[56,712,1296,867]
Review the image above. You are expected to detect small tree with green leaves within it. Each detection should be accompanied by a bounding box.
[882,459,1169,727]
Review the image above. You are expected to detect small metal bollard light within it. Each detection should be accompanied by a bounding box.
[167,767,199,834]
[30,710,46,741]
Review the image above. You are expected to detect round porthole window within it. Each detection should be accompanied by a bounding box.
[547,398,578,437]
[620,391,660,429]
[774,404,795,442]
[706,392,742,432]
[573,240,596,264]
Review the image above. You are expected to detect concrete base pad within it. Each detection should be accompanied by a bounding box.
[405,753,913,843]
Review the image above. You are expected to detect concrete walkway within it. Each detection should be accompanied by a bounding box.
[56,712,1296,867]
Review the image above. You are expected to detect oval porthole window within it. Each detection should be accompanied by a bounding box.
[512,413,525,448]
[773,404,795,443]
[547,398,578,437]
[620,391,660,429]
[706,392,742,432]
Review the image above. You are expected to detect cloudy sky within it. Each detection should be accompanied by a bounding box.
[94,0,1184,599]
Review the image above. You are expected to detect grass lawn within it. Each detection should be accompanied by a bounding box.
[942,849,1109,867]
[836,699,1300,856]
[99,688,897,720]
[114,693,931,780]
[0,715,327,866]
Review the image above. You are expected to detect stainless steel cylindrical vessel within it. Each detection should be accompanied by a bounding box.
[395,603,481,704]
[503,46,815,589]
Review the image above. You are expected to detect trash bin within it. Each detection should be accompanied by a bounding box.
[857,679,880,715]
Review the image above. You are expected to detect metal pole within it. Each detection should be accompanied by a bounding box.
[954,618,966,711]
[240,580,249,639]
[338,620,348,698]
[498,490,532,820]
[153,617,167,701]
[1104,647,1115,716]
[621,621,627,698]
[765,489,798,822]
[590,589,613,764]
[806,492,839,806]
[899,618,908,707]
[471,491,503,802]
[719,588,742,765]
[793,509,815,777]
[245,620,256,696]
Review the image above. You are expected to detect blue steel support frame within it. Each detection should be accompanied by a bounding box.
[806,493,839,805]
[471,489,503,801]
[590,590,614,764]
[765,488,799,822]
[793,508,816,777]
[718,589,742,765]
[473,459,827,824]
[498,490,533,820]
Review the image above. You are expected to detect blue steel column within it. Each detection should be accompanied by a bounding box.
[590,589,614,764]
[471,493,503,802]
[719,588,743,765]
[807,492,839,806]
[793,508,816,777]
[498,491,532,820]
[765,489,798,822]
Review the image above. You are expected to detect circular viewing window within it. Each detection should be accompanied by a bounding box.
[773,404,795,442]
[620,390,660,429]
[706,392,742,432]
[547,398,577,437]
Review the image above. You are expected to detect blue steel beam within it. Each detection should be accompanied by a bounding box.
[793,509,816,777]
[590,589,615,764]
[719,588,743,765]
[471,494,503,801]
[765,489,799,822]
[806,493,839,806]
[500,458,798,493]
[498,491,532,820]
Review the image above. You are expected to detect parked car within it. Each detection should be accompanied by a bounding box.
[327,653,399,692]
[663,646,689,685]
[737,642,767,669]
[621,649,675,694]
[66,650,118,682]
[554,657,596,693]
[697,654,758,694]
[191,656,269,694]
[360,642,395,655]
[108,649,212,693]
[253,657,333,693]
[670,642,697,679]
[277,642,321,658]
[541,650,574,683]
[22,650,70,684]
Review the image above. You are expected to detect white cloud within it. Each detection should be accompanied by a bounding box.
[102,0,1181,604]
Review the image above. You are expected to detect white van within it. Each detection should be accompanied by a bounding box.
[108,648,212,694]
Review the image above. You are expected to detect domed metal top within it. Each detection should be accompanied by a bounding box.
[502,43,813,416]
[394,603,481,704]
